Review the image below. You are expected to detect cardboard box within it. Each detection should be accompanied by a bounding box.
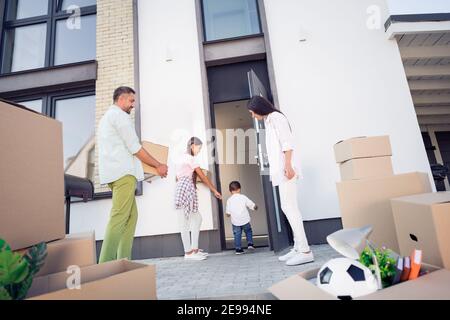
[339,156,394,181]
[0,99,65,250]
[336,172,432,252]
[27,260,156,300]
[17,232,97,277]
[142,141,169,182]
[334,136,392,163]
[392,192,450,270]
[269,264,450,300]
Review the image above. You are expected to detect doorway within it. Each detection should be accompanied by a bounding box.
[214,99,269,249]
[207,60,292,252]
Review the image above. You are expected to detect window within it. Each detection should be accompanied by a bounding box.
[54,14,96,65]
[19,98,43,113]
[54,94,96,173]
[14,0,49,20]
[1,0,96,74]
[202,0,261,42]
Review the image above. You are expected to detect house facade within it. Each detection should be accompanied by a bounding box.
[0,0,449,259]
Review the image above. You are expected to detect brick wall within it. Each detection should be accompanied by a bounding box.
[94,0,136,193]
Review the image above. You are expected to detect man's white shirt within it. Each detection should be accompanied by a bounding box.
[98,105,144,184]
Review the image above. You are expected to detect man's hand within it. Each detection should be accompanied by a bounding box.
[157,164,168,178]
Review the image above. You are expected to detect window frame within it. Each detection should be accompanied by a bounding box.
[200,0,264,44]
[0,0,97,75]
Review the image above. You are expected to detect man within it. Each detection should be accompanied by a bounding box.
[98,86,168,263]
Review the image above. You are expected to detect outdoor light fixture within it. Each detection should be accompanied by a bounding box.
[327,226,383,290]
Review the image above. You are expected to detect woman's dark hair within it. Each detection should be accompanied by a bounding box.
[229,181,241,192]
[247,96,292,131]
[247,96,280,116]
[187,137,203,188]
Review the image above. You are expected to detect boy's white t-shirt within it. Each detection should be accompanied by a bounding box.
[226,194,256,227]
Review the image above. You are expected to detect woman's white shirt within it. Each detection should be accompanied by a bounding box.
[264,112,303,187]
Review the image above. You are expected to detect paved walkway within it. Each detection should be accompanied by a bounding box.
[137,245,340,300]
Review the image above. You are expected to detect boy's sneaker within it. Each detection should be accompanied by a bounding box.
[247,244,255,251]
[184,252,207,261]
[235,249,245,255]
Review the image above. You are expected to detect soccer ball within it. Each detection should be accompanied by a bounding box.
[316,258,378,300]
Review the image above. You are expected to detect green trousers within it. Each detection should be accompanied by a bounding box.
[99,175,138,263]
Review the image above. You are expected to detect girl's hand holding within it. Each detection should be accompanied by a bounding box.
[214,190,223,200]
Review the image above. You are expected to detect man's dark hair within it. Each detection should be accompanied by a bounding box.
[113,86,135,103]
[229,181,241,192]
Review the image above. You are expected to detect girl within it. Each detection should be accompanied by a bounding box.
[247,96,314,266]
[175,137,222,261]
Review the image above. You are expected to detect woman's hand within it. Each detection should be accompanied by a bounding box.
[284,164,296,180]
[214,190,223,200]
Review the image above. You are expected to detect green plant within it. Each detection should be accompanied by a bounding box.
[360,246,397,288]
[0,239,47,300]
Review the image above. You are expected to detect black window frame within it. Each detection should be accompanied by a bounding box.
[0,0,97,75]
[200,0,264,44]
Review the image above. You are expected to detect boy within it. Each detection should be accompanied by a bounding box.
[226,181,258,255]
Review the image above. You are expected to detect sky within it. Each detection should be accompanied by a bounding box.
[387,0,450,15]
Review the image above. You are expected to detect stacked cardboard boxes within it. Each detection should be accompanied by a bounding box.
[334,136,432,252]
[268,136,450,300]
[0,100,156,300]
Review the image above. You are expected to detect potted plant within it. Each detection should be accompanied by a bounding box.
[359,246,397,289]
[0,239,47,300]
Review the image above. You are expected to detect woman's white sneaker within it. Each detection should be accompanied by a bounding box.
[285,251,314,266]
[197,250,209,257]
[278,248,298,262]
[184,252,206,261]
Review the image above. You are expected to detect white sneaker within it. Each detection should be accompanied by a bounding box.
[184,252,206,261]
[285,251,315,266]
[278,248,298,262]
[197,250,209,257]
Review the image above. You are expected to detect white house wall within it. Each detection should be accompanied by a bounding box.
[262,0,435,220]
[71,0,439,239]
[71,0,214,239]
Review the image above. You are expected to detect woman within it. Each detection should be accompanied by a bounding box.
[175,137,222,261]
[247,96,314,266]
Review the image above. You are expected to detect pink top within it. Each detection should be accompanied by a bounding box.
[175,153,200,179]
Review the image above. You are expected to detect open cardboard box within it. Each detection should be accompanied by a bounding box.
[27,259,156,300]
[142,141,169,183]
[334,136,392,164]
[392,192,450,270]
[269,264,450,300]
[17,232,97,277]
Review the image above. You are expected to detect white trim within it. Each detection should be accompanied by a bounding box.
[386,21,450,40]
